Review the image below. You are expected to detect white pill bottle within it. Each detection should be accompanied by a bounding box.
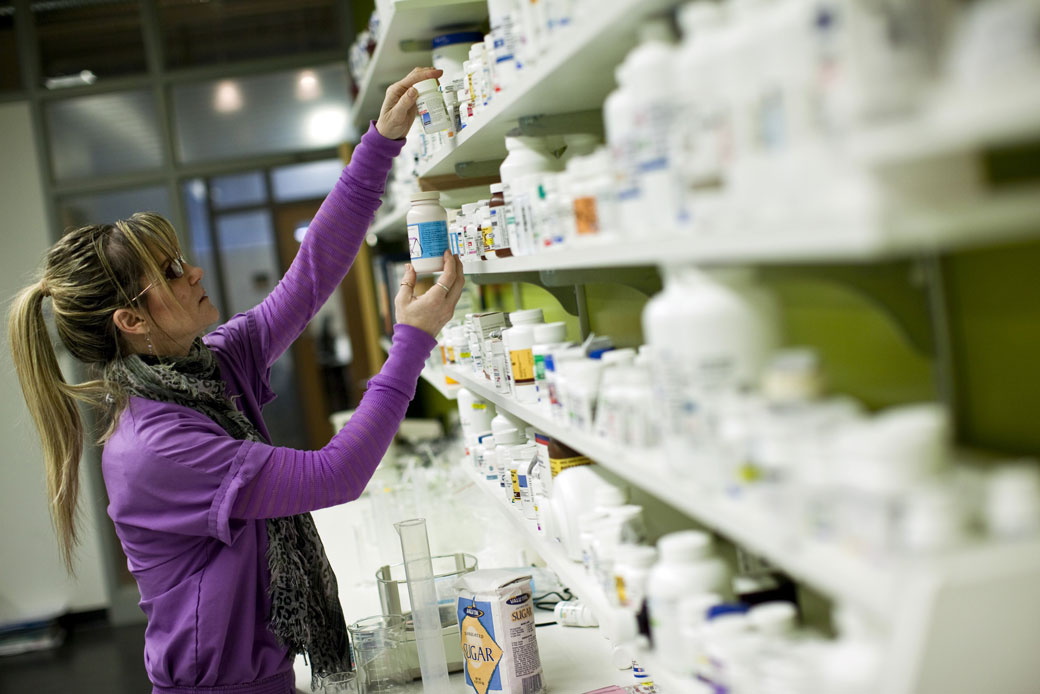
[407,191,449,274]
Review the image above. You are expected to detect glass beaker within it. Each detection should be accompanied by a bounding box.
[318,670,358,694]
[347,614,409,694]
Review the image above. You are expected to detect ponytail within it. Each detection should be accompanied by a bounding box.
[8,281,85,574]
[8,215,184,573]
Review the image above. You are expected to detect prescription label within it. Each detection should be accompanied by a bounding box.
[407,221,449,260]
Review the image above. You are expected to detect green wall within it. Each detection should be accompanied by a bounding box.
[945,239,1040,455]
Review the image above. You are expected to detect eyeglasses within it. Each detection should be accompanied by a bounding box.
[131,256,187,304]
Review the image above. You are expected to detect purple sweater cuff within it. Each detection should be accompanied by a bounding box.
[374,324,437,398]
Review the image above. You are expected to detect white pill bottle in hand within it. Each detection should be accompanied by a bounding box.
[407,191,450,274]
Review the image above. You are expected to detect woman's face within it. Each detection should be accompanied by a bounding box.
[142,256,220,355]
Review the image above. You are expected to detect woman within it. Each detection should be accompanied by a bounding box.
[8,67,461,694]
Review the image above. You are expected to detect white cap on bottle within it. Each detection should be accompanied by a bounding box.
[657,530,712,563]
[534,321,568,344]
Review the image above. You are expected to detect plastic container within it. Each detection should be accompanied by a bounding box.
[489,334,510,394]
[673,1,727,226]
[985,461,1040,538]
[508,308,545,326]
[500,137,561,256]
[532,322,569,407]
[503,325,537,402]
[625,19,680,232]
[450,325,472,367]
[551,465,614,560]
[603,58,640,236]
[548,347,586,423]
[559,358,604,432]
[457,388,495,462]
[642,266,779,478]
[491,412,526,492]
[415,79,452,135]
[612,544,658,609]
[467,43,489,108]
[485,184,510,257]
[592,505,646,592]
[432,31,484,93]
[407,192,449,274]
[487,0,521,90]
[474,434,497,481]
[748,601,798,636]
[647,531,728,664]
[554,600,598,627]
[459,202,481,261]
[676,592,724,677]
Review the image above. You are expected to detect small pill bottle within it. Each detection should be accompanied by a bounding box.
[414,78,452,134]
[406,192,449,274]
[554,600,598,627]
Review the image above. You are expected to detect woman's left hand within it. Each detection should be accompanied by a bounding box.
[375,67,443,140]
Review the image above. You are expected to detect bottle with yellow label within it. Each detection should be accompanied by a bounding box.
[504,325,537,402]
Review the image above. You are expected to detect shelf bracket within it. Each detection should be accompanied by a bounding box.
[454,159,505,179]
[538,266,662,297]
[760,262,936,355]
[516,110,604,138]
[466,270,582,315]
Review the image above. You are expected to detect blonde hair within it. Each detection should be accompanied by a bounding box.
[8,212,184,573]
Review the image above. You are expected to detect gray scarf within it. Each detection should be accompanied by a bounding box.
[110,338,350,688]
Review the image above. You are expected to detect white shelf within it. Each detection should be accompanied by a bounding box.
[446,365,907,622]
[462,465,626,632]
[421,368,461,399]
[446,365,1040,693]
[370,203,409,238]
[350,0,489,132]
[853,81,1040,167]
[451,186,1040,275]
[416,0,681,179]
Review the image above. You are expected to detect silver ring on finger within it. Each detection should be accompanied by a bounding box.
[435,281,451,295]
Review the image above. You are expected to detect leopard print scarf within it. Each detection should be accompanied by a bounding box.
[109,338,350,688]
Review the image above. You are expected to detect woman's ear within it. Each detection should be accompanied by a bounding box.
[112,308,149,337]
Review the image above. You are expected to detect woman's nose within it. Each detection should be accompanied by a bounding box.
[188,262,204,283]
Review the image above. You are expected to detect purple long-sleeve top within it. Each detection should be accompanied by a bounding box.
[102,123,435,694]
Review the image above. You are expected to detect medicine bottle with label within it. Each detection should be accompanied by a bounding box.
[414,79,452,134]
[484,184,511,257]
[407,192,449,273]
[554,600,598,628]
[504,325,537,402]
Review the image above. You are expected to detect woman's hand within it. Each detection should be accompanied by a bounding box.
[375,67,443,140]
[394,252,465,337]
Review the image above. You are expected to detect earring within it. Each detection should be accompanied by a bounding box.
[146,333,154,356]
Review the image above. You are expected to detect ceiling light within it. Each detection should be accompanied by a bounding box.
[44,70,97,90]
[296,70,322,101]
[214,81,243,113]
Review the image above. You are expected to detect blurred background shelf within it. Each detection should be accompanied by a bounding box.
[444,365,900,622]
[350,0,489,132]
